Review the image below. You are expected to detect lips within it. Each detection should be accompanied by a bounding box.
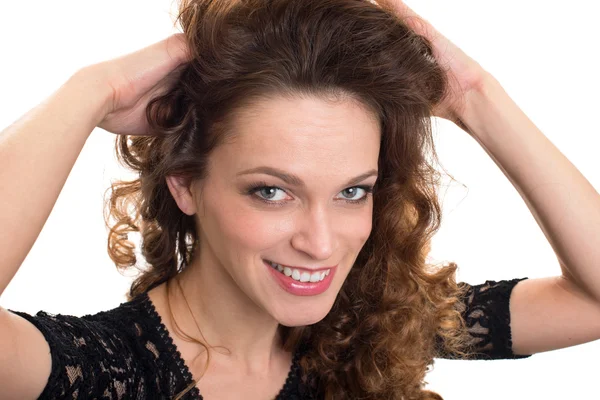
[264,259,336,296]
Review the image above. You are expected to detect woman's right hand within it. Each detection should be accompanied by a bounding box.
[90,33,191,136]
[0,32,190,400]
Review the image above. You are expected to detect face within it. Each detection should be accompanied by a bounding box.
[170,94,380,327]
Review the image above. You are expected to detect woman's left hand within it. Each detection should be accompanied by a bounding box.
[387,0,489,129]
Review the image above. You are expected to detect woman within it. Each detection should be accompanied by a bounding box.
[1,0,599,399]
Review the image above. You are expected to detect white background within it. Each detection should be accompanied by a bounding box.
[1,1,599,398]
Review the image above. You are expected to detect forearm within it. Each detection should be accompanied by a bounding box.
[461,73,600,302]
[0,68,110,297]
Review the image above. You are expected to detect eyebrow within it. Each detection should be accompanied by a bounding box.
[236,166,378,188]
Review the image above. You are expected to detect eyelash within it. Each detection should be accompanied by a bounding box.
[245,181,374,207]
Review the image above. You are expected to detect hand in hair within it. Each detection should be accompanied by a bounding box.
[387,1,487,128]
[90,33,192,136]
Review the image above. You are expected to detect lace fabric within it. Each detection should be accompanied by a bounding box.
[8,277,531,399]
[457,277,532,360]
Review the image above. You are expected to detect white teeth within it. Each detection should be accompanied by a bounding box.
[267,260,330,283]
[310,272,321,282]
[292,269,301,281]
[300,272,310,282]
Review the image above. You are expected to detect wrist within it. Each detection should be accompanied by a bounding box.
[459,72,509,141]
[64,66,114,127]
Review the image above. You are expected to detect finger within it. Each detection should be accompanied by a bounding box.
[141,34,192,70]
[165,33,193,65]
[385,1,440,41]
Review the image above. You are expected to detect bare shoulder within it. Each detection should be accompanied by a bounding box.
[0,306,53,399]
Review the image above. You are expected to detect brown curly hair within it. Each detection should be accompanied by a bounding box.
[104,0,480,398]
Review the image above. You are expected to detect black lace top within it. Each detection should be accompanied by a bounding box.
[9,277,532,399]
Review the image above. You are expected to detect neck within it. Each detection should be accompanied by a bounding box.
[170,248,283,371]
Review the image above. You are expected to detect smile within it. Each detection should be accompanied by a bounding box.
[264,259,336,296]
[265,260,331,283]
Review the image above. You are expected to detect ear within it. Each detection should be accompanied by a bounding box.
[166,175,198,216]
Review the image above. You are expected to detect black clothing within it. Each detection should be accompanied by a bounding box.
[9,277,532,399]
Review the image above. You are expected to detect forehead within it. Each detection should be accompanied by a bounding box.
[214,94,381,177]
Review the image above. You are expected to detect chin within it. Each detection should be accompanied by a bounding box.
[276,314,328,328]
[271,300,335,327]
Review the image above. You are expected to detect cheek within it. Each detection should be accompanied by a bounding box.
[344,206,373,246]
[356,220,372,245]
[212,205,293,251]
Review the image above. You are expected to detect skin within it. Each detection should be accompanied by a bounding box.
[152,93,380,397]
[392,1,600,357]
[3,3,599,398]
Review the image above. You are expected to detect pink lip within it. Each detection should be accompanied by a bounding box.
[264,260,336,296]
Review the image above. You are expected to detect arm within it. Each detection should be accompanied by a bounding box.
[461,73,600,355]
[387,0,600,356]
[0,71,108,296]
[0,34,189,399]
[0,32,189,295]
[0,70,110,399]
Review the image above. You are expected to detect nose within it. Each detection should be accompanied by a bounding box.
[290,205,336,261]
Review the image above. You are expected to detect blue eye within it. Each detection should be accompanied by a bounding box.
[256,187,287,201]
[338,187,366,201]
[245,181,374,206]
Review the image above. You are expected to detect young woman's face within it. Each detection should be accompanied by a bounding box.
[189,94,380,326]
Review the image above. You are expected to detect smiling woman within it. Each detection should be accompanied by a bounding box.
[1,0,599,399]
[164,94,381,326]
[98,0,524,398]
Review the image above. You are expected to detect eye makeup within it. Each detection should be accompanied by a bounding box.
[243,180,374,207]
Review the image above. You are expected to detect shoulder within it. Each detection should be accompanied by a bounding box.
[460,277,529,303]
[14,292,154,356]
[8,293,177,398]
[437,277,533,360]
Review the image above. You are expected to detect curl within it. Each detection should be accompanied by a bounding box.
[103,1,478,398]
